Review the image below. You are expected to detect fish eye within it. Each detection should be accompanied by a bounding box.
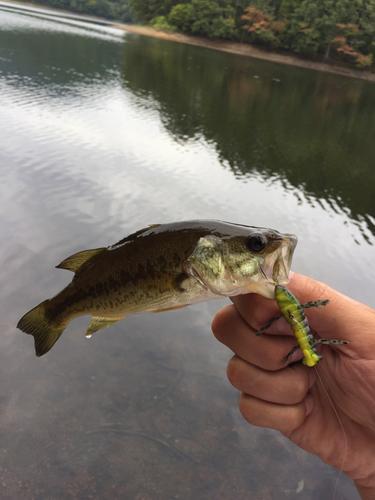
[246,234,267,253]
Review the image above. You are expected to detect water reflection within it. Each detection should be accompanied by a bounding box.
[0,4,372,499]
[120,36,375,237]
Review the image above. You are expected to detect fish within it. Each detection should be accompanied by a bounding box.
[17,220,297,357]
[256,285,349,367]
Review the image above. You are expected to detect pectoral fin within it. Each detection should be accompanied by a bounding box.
[85,316,125,338]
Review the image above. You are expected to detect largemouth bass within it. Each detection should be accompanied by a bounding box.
[17,220,297,357]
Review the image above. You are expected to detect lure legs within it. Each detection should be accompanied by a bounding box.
[256,299,349,364]
[283,338,349,364]
[255,299,330,337]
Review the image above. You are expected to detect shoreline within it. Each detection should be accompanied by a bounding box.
[3,0,375,82]
[114,25,375,82]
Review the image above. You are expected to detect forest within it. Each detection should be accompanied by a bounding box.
[27,0,375,68]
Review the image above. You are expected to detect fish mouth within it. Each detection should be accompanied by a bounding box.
[263,233,298,290]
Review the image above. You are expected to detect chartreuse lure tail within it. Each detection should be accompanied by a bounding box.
[256,285,349,367]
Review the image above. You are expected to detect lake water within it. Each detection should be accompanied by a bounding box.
[1,2,374,499]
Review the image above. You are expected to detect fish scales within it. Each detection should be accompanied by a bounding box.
[17,220,297,356]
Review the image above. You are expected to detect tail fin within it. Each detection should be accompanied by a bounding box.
[17,300,66,357]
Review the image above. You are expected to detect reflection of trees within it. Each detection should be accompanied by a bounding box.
[121,35,375,235]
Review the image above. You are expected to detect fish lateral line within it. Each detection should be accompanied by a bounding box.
[256,285,349,367]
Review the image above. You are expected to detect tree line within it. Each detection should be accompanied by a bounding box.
[30,0,375,68]
[133,0,375,68]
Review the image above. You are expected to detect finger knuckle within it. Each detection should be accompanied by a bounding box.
[280,404,306,433]
[211,305,236,342]
[238,393,260,426]
[288,366,311,403]
[226,356,247,389]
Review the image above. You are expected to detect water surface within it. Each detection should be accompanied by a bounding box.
[1,3,374,499]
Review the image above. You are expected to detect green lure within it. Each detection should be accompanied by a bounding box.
[256,285,348,367]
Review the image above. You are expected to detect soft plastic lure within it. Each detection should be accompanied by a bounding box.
[256,285,348,367]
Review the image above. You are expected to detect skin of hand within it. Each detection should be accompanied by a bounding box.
[211,273,375,500]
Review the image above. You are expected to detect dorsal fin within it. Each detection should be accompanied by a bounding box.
[56,248,105,273]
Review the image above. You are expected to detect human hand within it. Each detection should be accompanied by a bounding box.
[212,273,375,500]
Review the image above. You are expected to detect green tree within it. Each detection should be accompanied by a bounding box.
[357,0,375,56]
[117,0,133,22]
[86,0,116,18]
[168,3,195,30]
[287,0,362,56]
[169,0,235,38]
[150,14,177,29]
[130,0,177,22]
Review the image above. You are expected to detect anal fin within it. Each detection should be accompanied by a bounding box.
[85,316,125,338]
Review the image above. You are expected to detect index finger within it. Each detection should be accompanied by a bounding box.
[230,291,289,337]
[212,304,302,370]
